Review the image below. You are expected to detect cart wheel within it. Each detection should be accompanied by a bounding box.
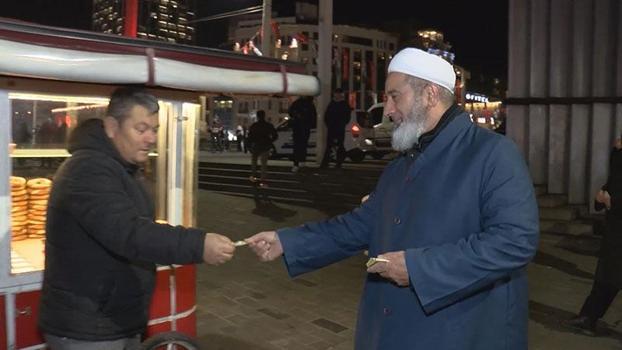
[141,331,200,350]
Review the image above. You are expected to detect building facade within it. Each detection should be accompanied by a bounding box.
[507,0,622,211]
[230,15,398,113]
[92,0,195,44]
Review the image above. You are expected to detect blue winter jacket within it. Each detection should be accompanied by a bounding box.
[277,112,539,350]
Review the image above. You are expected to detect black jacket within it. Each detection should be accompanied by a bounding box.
[595,147,622,288]
[247,120,278,154]
[288,97,317,136]
[324,100,351,136]
[39,119,206,340]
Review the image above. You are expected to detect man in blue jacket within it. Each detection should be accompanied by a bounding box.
[246,48,539,350]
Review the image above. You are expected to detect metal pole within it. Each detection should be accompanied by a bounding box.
[317,0,333,165]
[261,0,272,57]
[123,0,138,38]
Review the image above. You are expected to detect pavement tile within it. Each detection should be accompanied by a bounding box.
[293,278,319,287]
[311,318,349,333]
[257,307,291,320]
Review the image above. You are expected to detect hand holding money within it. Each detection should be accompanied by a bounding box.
[245,231,283,262]
[366,251,409,286]
[202,233,236,265]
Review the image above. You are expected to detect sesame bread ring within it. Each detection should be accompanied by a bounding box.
[28,228,46,235]
[11,225,28,231]
[11,212,28,219]
[12,214,28,222]
[11,216,27,222]
[29,199,48,206]
[28,209,47,215]
[30,204,48,211]
[29,223,46,229]
[12,200,28,207]
[27,178,52,189]
[12,200,28,208]
[10,176,27,187]
[28,195,49,201]
[11,195,28,202]
[11,205,28,215]
[28,188,50,196]
[11,190,28,198]
[28,214,47,222]
[11,185,26,192]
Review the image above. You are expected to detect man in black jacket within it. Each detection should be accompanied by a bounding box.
[288,96,316,172]
[564,138,622,336]
[320,88,351,169]
[39,88,236,349]
[246,110,278,187]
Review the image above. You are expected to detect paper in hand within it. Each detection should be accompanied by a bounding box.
[234,240,248,247]
[366,257,389,268]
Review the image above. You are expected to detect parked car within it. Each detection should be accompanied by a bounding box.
[272,113,366,162]
[356,103,395,160]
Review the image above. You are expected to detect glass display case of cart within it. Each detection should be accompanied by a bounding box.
[9,93,114,274]
[7,92,171,277]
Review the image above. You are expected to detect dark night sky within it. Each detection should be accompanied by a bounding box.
[0,0,508,81]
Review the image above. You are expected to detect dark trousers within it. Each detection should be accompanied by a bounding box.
[320,132,345,168]
[580,279,620,320]
[251,150,270,181]
[44,333,141,350]
[293,130,310,166]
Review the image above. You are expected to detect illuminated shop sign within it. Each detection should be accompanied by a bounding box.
[465,92,489,103]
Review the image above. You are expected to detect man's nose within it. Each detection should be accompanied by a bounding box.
[146,131,157,144]
[384,100,396,120]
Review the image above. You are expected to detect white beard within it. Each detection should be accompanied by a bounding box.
[391,104,428,152]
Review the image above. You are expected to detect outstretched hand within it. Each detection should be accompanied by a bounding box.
[245,231,283,262]
[203,233,236,265]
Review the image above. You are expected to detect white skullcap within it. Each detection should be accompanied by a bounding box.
[388,48,456,94]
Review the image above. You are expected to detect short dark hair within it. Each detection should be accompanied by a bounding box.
[106,87,159,124]
[334,88,344,94]
[256,110,266,121]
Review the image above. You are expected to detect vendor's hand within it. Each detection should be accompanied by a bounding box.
[245,231,283,262]
[596,190,612,209]
[203,233,235,265]
[367,251,410,286]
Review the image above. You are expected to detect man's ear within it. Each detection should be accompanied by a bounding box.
[425,85,440,108]
[103,116,119,139]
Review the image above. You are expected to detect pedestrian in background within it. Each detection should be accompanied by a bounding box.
[320,88,351,169]
[236,124,245,152]
[564,136,622,336]
[288,95,316,173]
[246,110,277,187]
[246,48,538,350]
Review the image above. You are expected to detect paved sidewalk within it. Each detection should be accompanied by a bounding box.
[194,190,622,350]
